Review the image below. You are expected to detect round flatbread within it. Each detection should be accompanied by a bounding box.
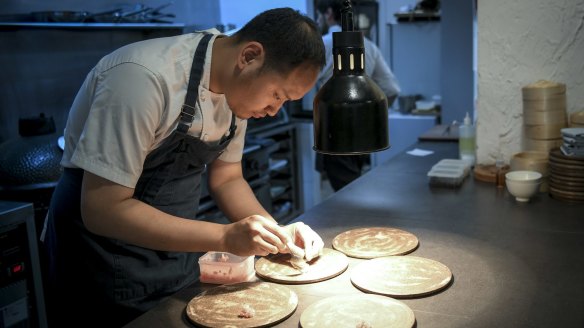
[332,227,419,259]
[186,281,297,328]
[255,248,348,284]
[300,294,415,328]
[351,256,453,298]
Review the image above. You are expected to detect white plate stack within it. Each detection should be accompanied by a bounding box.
[521,80,567,153]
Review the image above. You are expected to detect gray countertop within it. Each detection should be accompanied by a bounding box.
[125,141,584,328]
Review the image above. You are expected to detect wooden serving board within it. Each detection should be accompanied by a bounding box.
[549,180,584,192]
[549,159,584,171]
[549,176,584,188]
[473,164,498,183]
[549,186,584,202]
[186,281,297,328]
[350,256,453,298]
[255,248,348,284]
[550,167,584,178]
[332,227,419,259]
[300,294,415,328]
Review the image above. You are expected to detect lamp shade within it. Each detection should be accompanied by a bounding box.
[313,1,389,154]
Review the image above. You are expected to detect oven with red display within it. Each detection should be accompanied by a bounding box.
[0,201,47,328]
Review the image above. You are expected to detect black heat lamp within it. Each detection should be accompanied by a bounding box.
[313,0,389,154]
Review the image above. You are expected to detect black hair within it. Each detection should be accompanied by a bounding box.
[232,7,325,76]
[316,0,346,22]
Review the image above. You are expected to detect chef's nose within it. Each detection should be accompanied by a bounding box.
[266,105,280,117]
[274,99,287,111]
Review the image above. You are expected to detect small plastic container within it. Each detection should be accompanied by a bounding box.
[198,251,255,284]
[428,168,466,187]
[427,159,470,188]
[430,159,471,175]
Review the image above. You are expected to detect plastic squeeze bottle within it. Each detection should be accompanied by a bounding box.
[459,112,476,166]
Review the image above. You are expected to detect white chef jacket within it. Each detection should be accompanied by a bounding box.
[61,29,247,188]
[317,25,401,98]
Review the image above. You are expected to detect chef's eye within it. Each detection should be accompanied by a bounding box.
[274,92,281,101]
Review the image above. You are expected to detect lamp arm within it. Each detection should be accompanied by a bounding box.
[340,0,354,32]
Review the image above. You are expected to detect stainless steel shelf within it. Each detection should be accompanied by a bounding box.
[0,22,186,29]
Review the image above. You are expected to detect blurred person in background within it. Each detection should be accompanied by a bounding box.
[314,0,401,191]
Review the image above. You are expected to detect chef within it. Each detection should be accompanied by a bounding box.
[43,7,325,328]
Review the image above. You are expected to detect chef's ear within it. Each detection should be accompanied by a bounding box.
[238,41,264,68]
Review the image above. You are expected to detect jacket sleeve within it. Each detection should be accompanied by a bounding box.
[368,42,401,98]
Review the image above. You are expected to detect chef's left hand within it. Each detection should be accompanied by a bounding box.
[283,222,324,261]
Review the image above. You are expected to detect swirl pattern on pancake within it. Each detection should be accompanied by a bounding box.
[186,281,297,327]
[300,294,415,328]
[332,227,419,258]
[350,256,453,298]
[255,248,348,284]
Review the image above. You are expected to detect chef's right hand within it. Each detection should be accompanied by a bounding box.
[222,215,290,257]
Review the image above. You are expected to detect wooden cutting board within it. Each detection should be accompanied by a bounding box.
[255,248,348,284]
[332,227,419,259]
[186,281,297,328]
[350,256,453,298]
[300,294,415,328]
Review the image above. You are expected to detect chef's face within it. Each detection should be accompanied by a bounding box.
[226,63,319,120]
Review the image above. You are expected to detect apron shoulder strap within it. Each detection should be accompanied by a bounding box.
[177,33,214,134]
[219,113,238,144]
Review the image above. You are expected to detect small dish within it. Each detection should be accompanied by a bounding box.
[505,170,542,202]
[415,100,436,111]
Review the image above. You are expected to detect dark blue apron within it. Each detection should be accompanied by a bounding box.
[45,33,237,327]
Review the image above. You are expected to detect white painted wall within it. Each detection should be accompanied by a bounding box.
[476,0,584,164]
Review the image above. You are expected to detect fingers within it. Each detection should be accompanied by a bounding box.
[257,218,290,252]
[286,222,324,261]
[254,237,278,256]
[286,241,305,258]
[308,236,325,261]
[245,215,289,254]
[303,226,324,261]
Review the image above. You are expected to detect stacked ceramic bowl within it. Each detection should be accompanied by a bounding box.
[561,128,584,157]
[548,145,584,203]
[505,171,542,202]
[521,80,567,153]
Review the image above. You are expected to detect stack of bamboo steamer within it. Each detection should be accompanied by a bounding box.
[522,80,567,152]
[517,80,568,192]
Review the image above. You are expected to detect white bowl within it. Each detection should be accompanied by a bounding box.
[505,170,542,202]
